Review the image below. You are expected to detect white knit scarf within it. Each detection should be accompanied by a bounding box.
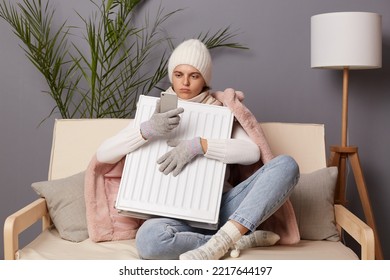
[165,87,222,106]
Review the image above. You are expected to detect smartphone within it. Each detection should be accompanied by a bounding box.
[160,92,178,113]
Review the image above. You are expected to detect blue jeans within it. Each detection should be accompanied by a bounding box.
[136,155,299,259]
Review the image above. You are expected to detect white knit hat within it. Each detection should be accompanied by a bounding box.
[168,39,212,86]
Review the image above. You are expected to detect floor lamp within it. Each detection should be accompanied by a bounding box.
[311,12,383,259]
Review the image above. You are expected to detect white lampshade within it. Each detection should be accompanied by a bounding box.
[311,12,382,69]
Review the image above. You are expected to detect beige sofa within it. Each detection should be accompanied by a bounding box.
[3,119,374,260]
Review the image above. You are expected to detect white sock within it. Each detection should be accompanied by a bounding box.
[230,230,280,258]
[236,230,280,249]
[180,221,242,260]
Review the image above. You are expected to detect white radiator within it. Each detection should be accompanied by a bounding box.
[115,95,233,229]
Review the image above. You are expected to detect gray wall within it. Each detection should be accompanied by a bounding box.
[1,0,389,259]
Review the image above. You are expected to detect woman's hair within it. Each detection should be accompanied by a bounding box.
[202,86,211,92]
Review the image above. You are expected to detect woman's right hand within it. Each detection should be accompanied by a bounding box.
[140,101,184,140]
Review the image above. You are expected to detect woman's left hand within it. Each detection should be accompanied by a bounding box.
[157,137,204,176]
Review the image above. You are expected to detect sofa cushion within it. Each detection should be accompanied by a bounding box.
[289,167,339,241]
[31,172,88,242]
[16,228,358,260]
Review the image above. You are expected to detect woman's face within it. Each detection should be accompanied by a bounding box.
[172,64,206,100]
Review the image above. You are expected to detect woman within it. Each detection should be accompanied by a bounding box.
[97,39,299,260]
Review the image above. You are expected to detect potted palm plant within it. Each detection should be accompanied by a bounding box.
[0,0,248,122]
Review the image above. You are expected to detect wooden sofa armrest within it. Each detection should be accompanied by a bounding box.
[3,198,51,260]
[334,204,375,260]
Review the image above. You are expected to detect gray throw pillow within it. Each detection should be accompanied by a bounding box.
[289,167,339,241]
[31,171,88,242]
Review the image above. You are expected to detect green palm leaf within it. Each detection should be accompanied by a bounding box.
[0,0,248,121]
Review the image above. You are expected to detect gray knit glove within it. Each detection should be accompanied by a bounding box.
[140,101,184,140]
[157,137,204,176]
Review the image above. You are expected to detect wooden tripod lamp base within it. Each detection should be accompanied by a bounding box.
[329,145,383,260]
